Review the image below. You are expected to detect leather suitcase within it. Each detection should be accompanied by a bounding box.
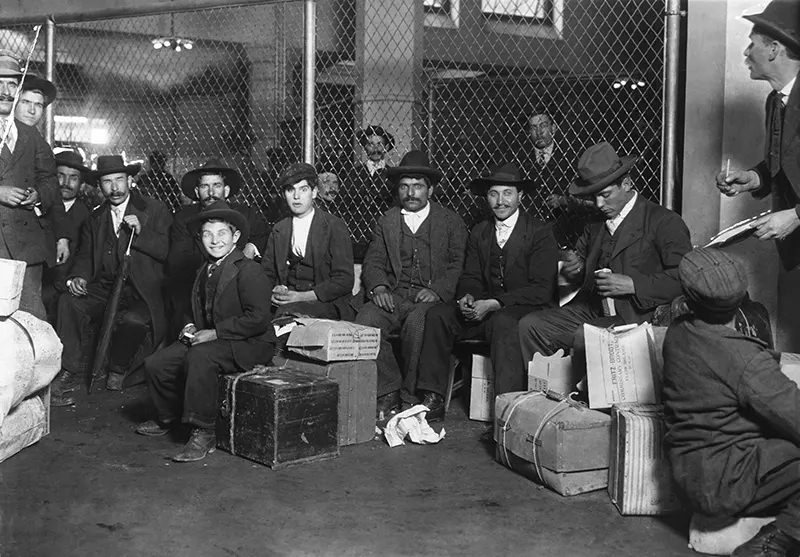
[217,367,339,468]
[494,391,611,496]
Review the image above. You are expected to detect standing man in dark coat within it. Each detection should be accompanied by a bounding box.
[518,142,692,362]
[355,150,467,418]
[663,248,800,557]
[139,202,274,463]
[415,163,559,419]
[0,50,61,320]
[52,155,172,405]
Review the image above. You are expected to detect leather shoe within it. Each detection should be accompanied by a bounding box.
[50,370,77,407]
[50,392,75,407]
[420,390,445,422]
[376,390,401,420]
[172,428,217,462]
[135,419,174,437]
[732,523,800,557]
[106,372,125,391]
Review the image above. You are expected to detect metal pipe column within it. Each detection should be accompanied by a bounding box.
[302,0,316,165]
[44,17,55,147]
[662,0,684,210]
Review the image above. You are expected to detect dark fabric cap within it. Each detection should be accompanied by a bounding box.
[679,248,748,322]
[276,162,317,191]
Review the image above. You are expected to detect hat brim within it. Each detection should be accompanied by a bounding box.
[568,155,638,196]
[386,165,443,185]
[181,167,242,200]
[469,177,536,196]
[743,14,800,54]
[89,163,141,186]
[187,207,250,241]
[21,76,56,106]
[55,159,90,175]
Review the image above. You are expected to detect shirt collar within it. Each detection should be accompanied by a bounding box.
[292,207,315,223]
[534,142,555,159]
[63,198,77,212]
[779,77,796,101]
[401,202,430,220]
[366,159,386,175]
[606,191,637,233]
[495,208,520,230]
[110,195,130,216]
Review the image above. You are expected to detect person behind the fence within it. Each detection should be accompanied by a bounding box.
[135,150,179,204]
[662,247,800,557]
[517,141,691,369]
[139,201,275,463]
[355,150,467,419]
[261,162,355,321]
[14,73,55,128]
[414,163,559,421]
[315,170,340,215]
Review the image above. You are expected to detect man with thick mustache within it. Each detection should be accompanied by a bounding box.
[355,150,467,418]
[518,142,691,365]
[0,50,61,319]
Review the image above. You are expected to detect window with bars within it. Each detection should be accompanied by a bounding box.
[482,0,552,23]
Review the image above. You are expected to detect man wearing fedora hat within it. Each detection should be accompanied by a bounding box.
[0,49,61,320]
[14,73,56,128]
[663,248,800,557]
[519,141,691,366]
[355,149,467,418]
[166,157,269,336]
[51,155,172,404]
[140,200,274,462]
[414,163,559,419]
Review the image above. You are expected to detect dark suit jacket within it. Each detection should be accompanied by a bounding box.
[752,73,800,269]
[189,249,274,370]
[342,164,394,260]
[45,199,91,288]
[0,120,61,265]
[262,209,354,309]
[70,191,172,344]
[576,195,691,324]
[457,210,558,308]
[362,202,467,303]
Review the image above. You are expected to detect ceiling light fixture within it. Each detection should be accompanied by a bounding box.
[152,13,193,52]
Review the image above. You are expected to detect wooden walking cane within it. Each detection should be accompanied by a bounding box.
[88,227,136,393]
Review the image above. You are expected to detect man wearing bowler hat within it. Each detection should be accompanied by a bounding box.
[663,248,800,557]
[518,141,691,366]
[415,163,559,420]
[355,150,467,418]
[51,155,172,405]
[166,157,269,336]
[14,73,56,128]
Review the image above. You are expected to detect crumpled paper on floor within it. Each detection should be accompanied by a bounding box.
[384,404,446,447]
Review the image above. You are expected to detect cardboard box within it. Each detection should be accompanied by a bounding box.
[469,354,494,422]
[273,355,377,446]
[780,353,800,386]
[527,348,580,396]
[584,322,659,409]
[0,258,26,317]
[494,391,611,496]
[287,318,380,362]
[608,403,682,515]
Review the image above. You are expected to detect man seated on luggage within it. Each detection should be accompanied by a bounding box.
[663,247,800,557]
[518,141,691,368]
[52,155,172,405]
[261,162,354,321]
[415,163,559,420]
[355,150,467,419]
[138,201,275,463]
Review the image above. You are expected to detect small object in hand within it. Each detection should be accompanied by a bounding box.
[273,284,289,294]
[179,332,195,346]
[594,268,612,276]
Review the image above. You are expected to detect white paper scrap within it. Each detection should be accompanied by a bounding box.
[383,404,446,447]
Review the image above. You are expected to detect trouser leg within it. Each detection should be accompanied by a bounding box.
[182,339,237,428]
[739,456,800,541]
[487,305,540,395]
[397,300,436,396]
[518,301,601,362]
[109,290,153,371]
[416,303,467,396]
[356,301,402,397]
[143,341,189,423]
[274,300,340,320]
[19,263,45,321]
[56,285,108,374]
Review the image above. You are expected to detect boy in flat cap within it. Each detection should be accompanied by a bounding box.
[140,201,275,462]
[15,73,56,128]
[663,247,800,557]
[261,162,354,320]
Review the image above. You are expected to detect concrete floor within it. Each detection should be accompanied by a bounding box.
[1,385,700,557]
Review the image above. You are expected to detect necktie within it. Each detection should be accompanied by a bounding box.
[207,262,219,278]
[112,208,123,237]
[768,91,785,177]
[496,222,509,248]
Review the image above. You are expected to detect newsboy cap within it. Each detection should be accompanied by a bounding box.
[276,162,318,191]
[679,248,748,323]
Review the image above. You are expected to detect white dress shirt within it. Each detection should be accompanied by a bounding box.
[605,192,637,236]
[495,208,520,248]
[779,77,796,104]
[366,159,386,177]
[63,198,77,212]
[534,142,555,166]
[1,116,17,153]
[401,202,430,234]
[291,208,315,258]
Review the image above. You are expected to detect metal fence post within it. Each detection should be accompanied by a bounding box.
[44,17,55,147]
[303,0,316,165]
[662,0,685,210]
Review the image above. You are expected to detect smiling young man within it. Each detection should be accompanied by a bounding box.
[414,163,559,420]
[261,162,354,320]
[518,141,691,363]
[140,201,274,462]
[355,150,467,418]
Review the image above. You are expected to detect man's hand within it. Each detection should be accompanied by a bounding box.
[67,277,88,297]
[19,188,39,208]
[594,271,636,297]
[414,287,440,304]
[715,169,760,197]
[56,238,70,265]
[457,293,475,317]
[752,209,800,241]
[191,329,217,345]
[122,214,142,235]
[179,323,198,340]
[0,186,29,207]
[464,299,501,322]
[242,242,259,260]
[271,285,317,305]
[561,249,584,279]
[371,285,395,312]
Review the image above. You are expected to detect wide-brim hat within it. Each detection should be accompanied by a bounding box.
[568,141,638,195]
[468,162,535,196]
[386,150,443,185]
[187,200,250,241]
[89,155,141,185]
[357,125,395,151]
[54,150,89,175]
[0,50,22,78]
[181,157,242,200]
[21,73,57,106]
[743,0,800,54]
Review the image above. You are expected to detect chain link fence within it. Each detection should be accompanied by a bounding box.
[1,0,666,256]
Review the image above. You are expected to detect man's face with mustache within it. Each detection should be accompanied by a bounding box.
[99,172,131,206]
[57,166,83,201]
[486,184,521,222]
[195,173,229,208]
[0,77,20,116]
[397,176,431,213]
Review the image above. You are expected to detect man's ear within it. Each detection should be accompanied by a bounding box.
[223,185,231,199]
[232,229,242,244]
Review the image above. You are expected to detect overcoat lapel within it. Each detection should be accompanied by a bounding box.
[783,78,800,155]
[478,221,494,287]
[386,209,402,279]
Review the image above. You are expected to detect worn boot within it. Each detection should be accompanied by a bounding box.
[172,427,216,463]
[106,371,125,391]
[420,390,445,422]
[376,390,401,421]
[135,419,174,437]
[50,369,77,407]
[732,523,800,557]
